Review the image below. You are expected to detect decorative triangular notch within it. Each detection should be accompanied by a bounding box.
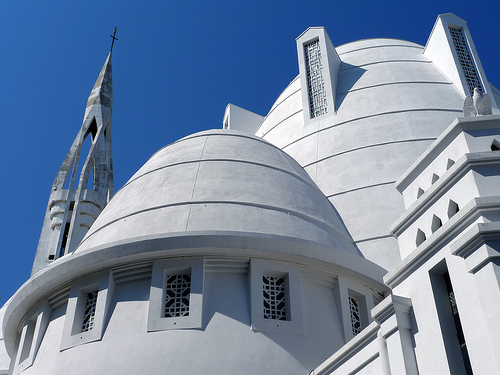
[416,229,426,247]
[431,215,443,233]
[417,187,424,199]
[431,173,439,184]
[491,139,500,151]
[448,200,459,218]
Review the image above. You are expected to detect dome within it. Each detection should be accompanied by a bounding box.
[76,129,361,261]
[256,38,465,270]
[3,130,387,374]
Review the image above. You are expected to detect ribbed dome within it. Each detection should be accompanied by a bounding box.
[256,39,464,270]
[77,129,360,259]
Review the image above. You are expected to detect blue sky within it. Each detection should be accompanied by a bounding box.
[0,0,499,303]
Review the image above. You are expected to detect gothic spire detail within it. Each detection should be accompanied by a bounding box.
[32,53,114,275]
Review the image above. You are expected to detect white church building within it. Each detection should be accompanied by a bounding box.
[1,13,500,374]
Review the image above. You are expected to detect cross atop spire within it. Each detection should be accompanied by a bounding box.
[110,26,118,52]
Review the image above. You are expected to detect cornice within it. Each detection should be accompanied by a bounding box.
[391,152,500,237]
[385,196,500,288]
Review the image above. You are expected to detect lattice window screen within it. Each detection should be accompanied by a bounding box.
[263,275,287,320]
[349,295,362,335]
[81,290,98,332]
[164,273,191,318]
[448,26,483,95]
[304,39,328,118]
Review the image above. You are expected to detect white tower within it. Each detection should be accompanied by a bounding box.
[31,52,114,275]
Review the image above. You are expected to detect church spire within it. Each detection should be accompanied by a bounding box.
[32,51,114,275]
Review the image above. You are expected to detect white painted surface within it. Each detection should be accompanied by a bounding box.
[257,37,464,270]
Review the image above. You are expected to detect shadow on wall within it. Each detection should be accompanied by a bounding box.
[335,63,367,113]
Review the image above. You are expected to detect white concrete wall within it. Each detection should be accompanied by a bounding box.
[7,259,380,375]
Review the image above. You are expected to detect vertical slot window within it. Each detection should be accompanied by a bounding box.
[430,263,473,375]
[348,295,362,336]
[304,39,327,118]
[18,320,36,364]
[14,302,51,372]
[443,273,473,374]
[81,290,99,332]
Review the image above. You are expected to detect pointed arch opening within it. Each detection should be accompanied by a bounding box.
[448,200,460,218]
[416,229,426,247]
[491,139,500,151]
[446,159,455,170]
[417,187,424,199]
[431,215,443,233]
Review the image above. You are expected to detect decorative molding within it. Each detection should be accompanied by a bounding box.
[451,222,500,273]
[392,152,500,237]
[386,196,500,288]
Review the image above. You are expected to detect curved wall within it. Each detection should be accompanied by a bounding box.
[6,255,384,375]
[256,39,464,270]
[4,131,388,375]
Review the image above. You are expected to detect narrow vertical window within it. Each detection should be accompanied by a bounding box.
[164,273,191,318]
[448,26,482,95]
[81,290,99,332]
[18,320,36,364]
[348,295,362,335]
[263,275,287,321]
[443,273,473,374]
[304,39,327,118]
[59,221,71,258]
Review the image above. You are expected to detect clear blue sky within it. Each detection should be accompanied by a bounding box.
[1,0,499,303]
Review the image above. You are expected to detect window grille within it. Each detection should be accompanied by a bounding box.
[164,274,191,318]
[81,290,98,332]
[349,295,362,335]
[448,26,482,95]
[304,39,327,118]
[263,275,287,320]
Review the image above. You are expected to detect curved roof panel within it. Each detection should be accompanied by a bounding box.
[77,130,361,259]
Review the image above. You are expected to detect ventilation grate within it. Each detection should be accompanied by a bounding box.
[81,290,98,332]
[349,296,362,335]
[304,39,327,118]
[448,26,482,95]
[164,274,191,318]
[263,275,287,320]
